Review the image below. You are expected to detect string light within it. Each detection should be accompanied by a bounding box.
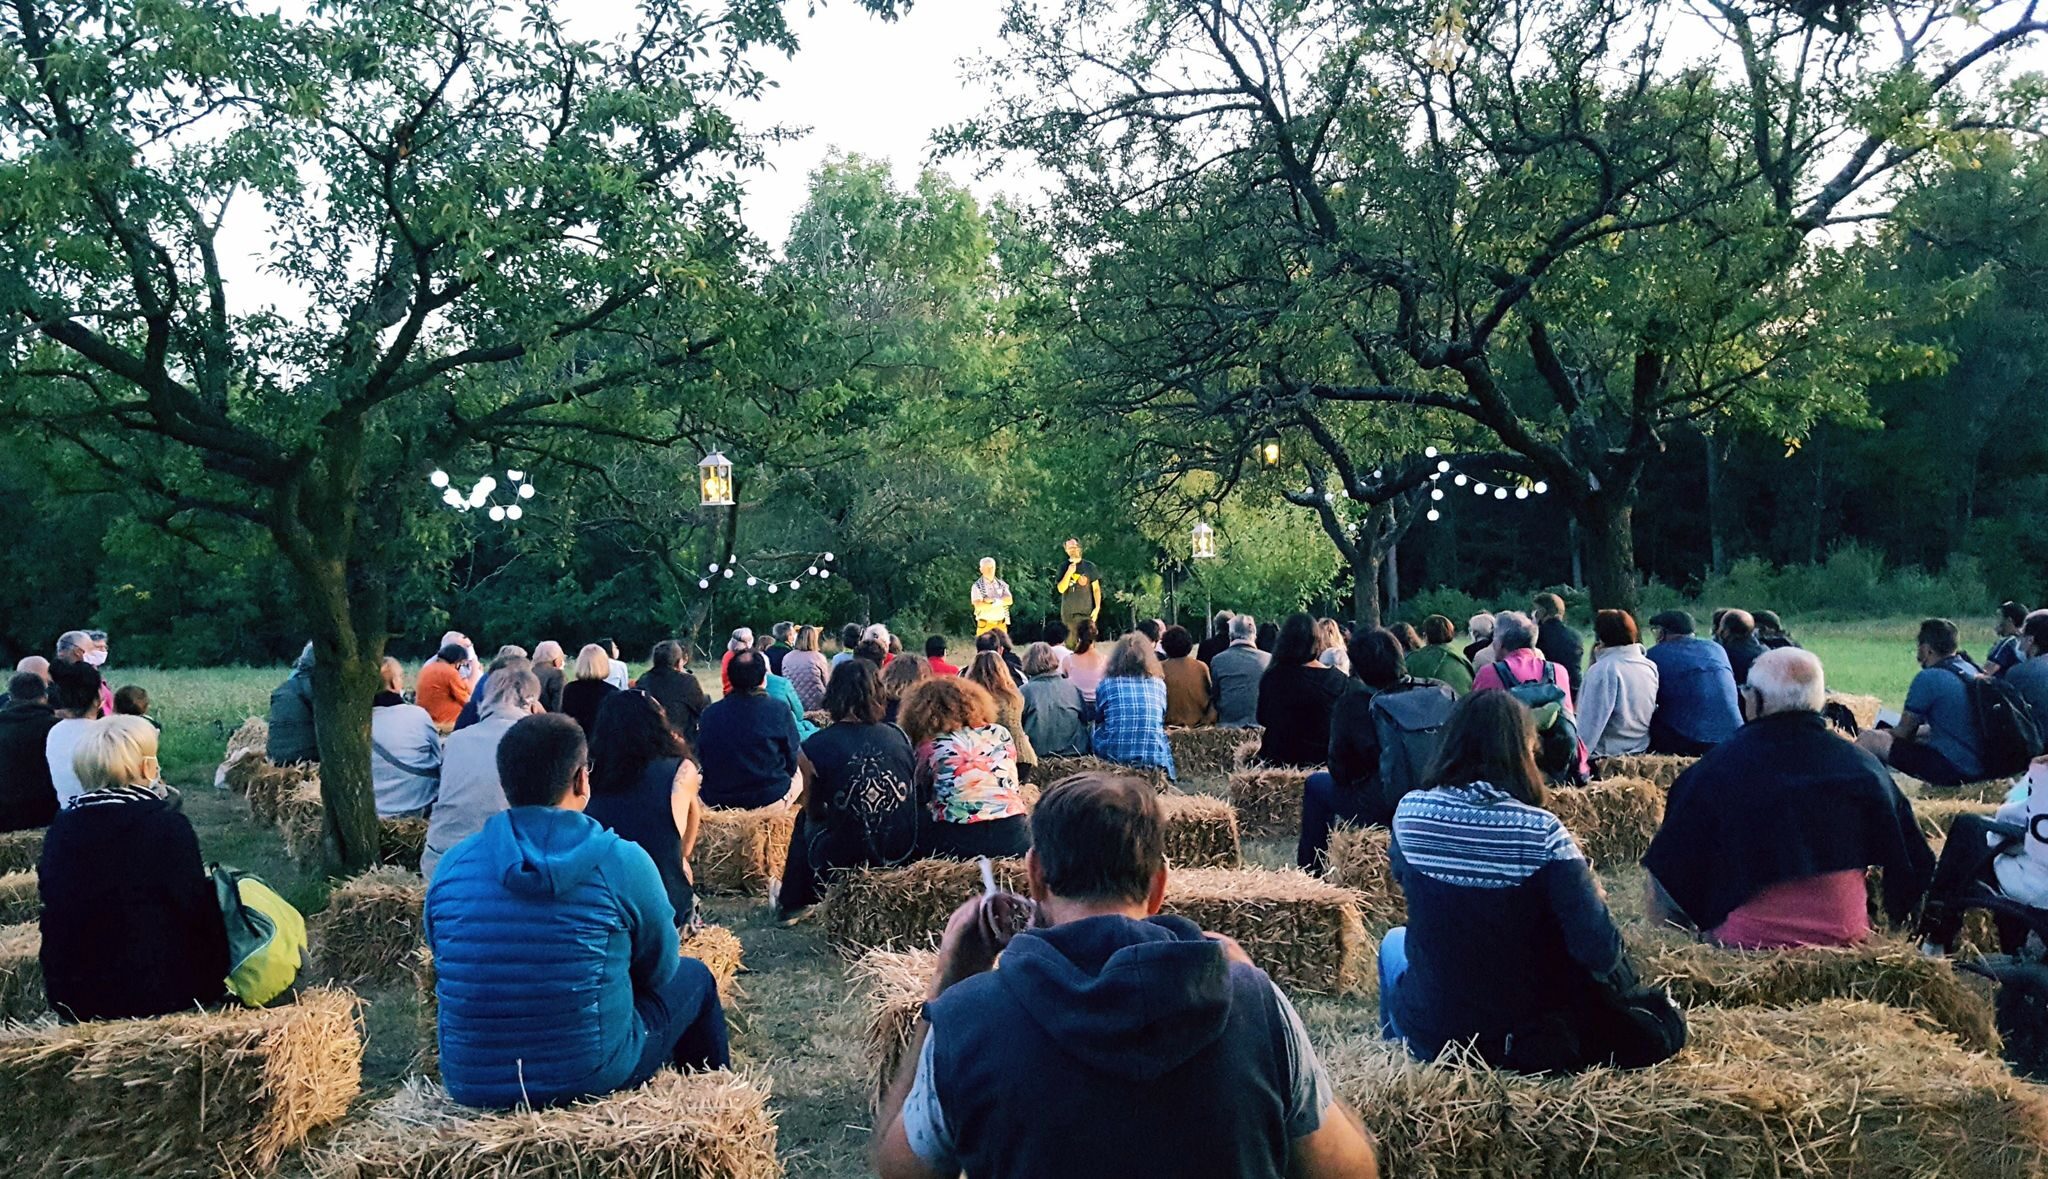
[1515,487,1529,499]
[1454,473,1468,486]
[429,468,535,523]
[1431,488,1444,500]
[1494,487,1508,499]
[1436,460,1452,473]
[1424,446,1439,458]
[689,551,836,596]
[1427,508,1441,521]
[1534,481,1549,494]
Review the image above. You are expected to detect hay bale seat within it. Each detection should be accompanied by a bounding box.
[855,947,936,1112]
[1159,792,1242,868]
[1227,763,1315,839]
[1642,937,1998,1054]
[246,762,316,826]
[0,922,42,1022]
[1591,753,1696,789]
[1167,725,1263,781]
[310,1070,780,1179]
[1332,999,2048,1179]
[1035,755,1168,791]
[277,780,328,865]
[1913,796,2000,844]
[0,987,361,1178]
[315,868,426,987]
[1827,692,1885,732]
[219,717,270,792]
[1320,826,1405,931]
[693,803,797,897]
[823,858,1029,953]
[378,818,428,872]
[1543,777,1666,868]
[0,828,42,876]
[0,869,37,926]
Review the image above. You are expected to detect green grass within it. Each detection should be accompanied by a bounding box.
[1795,617,1996,706]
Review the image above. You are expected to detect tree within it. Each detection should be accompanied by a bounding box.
[0,0,896,869]
[949,0,2044,610]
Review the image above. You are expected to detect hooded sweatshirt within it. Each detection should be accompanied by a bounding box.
[915,914,1328,1179]
[424,806,678,1109]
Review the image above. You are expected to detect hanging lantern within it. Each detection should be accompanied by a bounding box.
[1192,521,1217,560]
[1258,432,1281,467]
[697,451,735,507]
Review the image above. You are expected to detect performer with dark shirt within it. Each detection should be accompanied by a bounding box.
[1056,538,1101,641]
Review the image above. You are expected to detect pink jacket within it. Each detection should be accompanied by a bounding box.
[1472,648,1591,778]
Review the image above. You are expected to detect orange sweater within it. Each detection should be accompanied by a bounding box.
[415,660,472,727]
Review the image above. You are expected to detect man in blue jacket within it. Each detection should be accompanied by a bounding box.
[871,773,1379,1179]
[1644,610,1743,755]
[424,713,728,1109]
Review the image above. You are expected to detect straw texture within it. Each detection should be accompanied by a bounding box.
[0,869,37,926]
[0,922,43,1022]
[1159,792,1243,868]
[314,868,426,988]
[219,717,270,792]
[378,818,428,872]
[1164,867,1371,993]
[1592,753,1697,788]
[1544,777,1667,868]
[1319,826,1405,931]
[854,948,935,1113]
[1227,764,1313,839]
[823,858,1028,953]
[1035,756,1168,791]
[693,803,796,897]
[1167,725,1263,781]
[0,828,43,876]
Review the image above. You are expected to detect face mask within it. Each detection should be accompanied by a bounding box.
[83,651,107,667]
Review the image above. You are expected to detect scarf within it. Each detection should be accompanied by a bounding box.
[974,576,1010,601]
[69,782,170,810]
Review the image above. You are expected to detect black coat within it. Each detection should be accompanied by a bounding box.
[637,666,710,746]
[0,702,58,832]
[1254,664,1351,767]
[1537,618,1585,698]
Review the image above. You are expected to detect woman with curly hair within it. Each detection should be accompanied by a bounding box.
[899,676,1030,859]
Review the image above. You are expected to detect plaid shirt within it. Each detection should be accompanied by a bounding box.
[1091,675,1177,780]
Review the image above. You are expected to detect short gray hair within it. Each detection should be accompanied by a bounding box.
[1748,647,1826,716]
[1492,611,1537,653]
[772,621,795,642]
[1229,614,1257,641]
[1468,613,1495,640]
[1021,641,1062,677]
[481,661,540,716]
[55,630,91,656]
[863,623,892,646]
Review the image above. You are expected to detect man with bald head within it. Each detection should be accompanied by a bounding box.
[1716,609,1767,686]
[1643,648,1932,950]
[0,658,49,711]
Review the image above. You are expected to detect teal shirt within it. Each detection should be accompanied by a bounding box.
[767,673,819,740]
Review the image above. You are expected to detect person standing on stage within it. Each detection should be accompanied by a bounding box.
[971,558,1014,637]
[1056,539,1101,641]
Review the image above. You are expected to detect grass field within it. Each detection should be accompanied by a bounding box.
[96,614,1997,1176]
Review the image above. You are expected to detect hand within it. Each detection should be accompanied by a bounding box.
[930,898,1002,999]
[1205,932,1254,967]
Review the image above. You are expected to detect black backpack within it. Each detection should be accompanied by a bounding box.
[1946,663,2045,778]
[1368,678,1460,814]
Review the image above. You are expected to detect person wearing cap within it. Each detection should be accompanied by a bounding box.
[719,628,755,697]
[1532,594,1584,699]
[1643,610,1742,755]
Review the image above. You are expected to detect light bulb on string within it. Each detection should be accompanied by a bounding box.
[442,488,463,508]
[789,581,801,590]
[1473,482,1488,495]
[468,488,488,508]
[722,569,734,579]
[1534,481,1548,495]
[1436,460,1451,473]
[820,570,831,580]
[709,562,720,572]
[768,583,779,594]
[477,476,497,495]
[1427,508,1441,522]
[506,469,524,482]
[488,505,506,522]
[747,577,758,587]
[1372,468,1383,480]
[1515,487,1529,500]
[1431,488,1444,500]
[698,579,710,589]
[1494,487,1508,500]
[807,566,819,576]
[1425,446,1439,458]
[824,552,835,562]
[517,484,534,499]
[506,505,523,520]
[429,470,450,488]
[1454,473,1468,486]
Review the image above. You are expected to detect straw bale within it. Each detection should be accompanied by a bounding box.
[679,925,746,1005]
[693,802,796,897]
[1320,825,1405,930]
[0,923,43,1022]
[277,780,328,865]
[246,762,314,826]
[1913,796,2000,844]
[0,828,43,875]
[220,717,270,792]
[0,869,37,926]
[854,948,936,1112]
[1159,792,1242,868]
[0,987,362,1177]
[1644,937,1998,1054]
[1167,725,1263,780]
[311,1070,780,1179]
[1227,764,1313,839]
[1329,1000,2048,1179]
[803,709,833,729]
[1230,735,1264,772]
[824,858,1028,953]
[1035,755,1168,791]
[410,946,439,1078]
[314,868,425,988]
[1827,692,1884,732]
[1163,867,1369,994]
[1592,752,1696,788]
[1543,777,1666,868]
[377,818,428,872]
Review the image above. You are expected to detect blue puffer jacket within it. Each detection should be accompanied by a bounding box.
[424,806,679,1108]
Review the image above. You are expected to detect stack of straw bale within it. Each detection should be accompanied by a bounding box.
[693,803,797,897]
[1167,726,1263,782]
[855,948,936,1112]
[378,819,428,872]
[824,858,1029,953]
[0,828,43,875]
[311,1070,781,1179]
[0,870,38,926]
[1319,826,1405,931]
[0,988,362,1177]
[1163,867,1369,993]
[1331,1000,2048,1178]
[219,717,270,792]
[1543,777,1666,868]
[1912,796,2000,845]
[1035,756,1168,791]
[276,781,328,865]
[1643,938,1998,1053]
[314,868,426,988]
[1227,764,1314,839]
[1159,792,1242,867]
[1592,753,1697,789]
[245,762,315,826]
[0,923,43,1022]
[1826,692,1885,732]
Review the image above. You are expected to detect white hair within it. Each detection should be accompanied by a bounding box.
[1229,614,1257,641]
[1468,613,1494,639]
[55,630,91,656]
[863,623,892,645]
[1748,647,1826,716]
[979,556,996,567]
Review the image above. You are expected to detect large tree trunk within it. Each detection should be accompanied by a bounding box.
[1703,433,1727,576]
[1351,549,1383,628]
[1579,492,1640,614]
[299,554,385,874]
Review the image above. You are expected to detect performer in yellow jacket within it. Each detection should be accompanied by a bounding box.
[971,557,1014,636]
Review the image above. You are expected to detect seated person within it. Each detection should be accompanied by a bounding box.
[44,659,104,808]
[452,645,531,731]
[112,684,157,727]
[2007,610,2048,724]
[1989,601,2030,676]
[1404,615,1474,696]
[1091,635,1178,781]
[1576,609,1659,758]
[1380,691,1684,1074]
[371,657,441,818]
[1299,628,1455,870]
[561,644,621,739]
[1159,625,1217,726]
[1716,609,1767,686]
[924,636,960,679]
[1019,641,1089,756]
[423,665,539,880]
[1645,649,1932,949]
[1855,618,1990,786]
[40,716,229,1021]
[0,671,58,832]
[871,773,1379,1179]
[1918,755,2048,955]
[1255,612,1350,767]
[635,642,711,747]
[585,691,703,930]
[426,713,729,1109]
[1471,610,1589,780]
[415,642,475,731]
[1211,613,1271,728]
[776,660,921,919]
[1642,610,1742,755]
[695,650,802,811]
[266,644,319,764]
[966,652,1037,781]
[900,677,1031,859]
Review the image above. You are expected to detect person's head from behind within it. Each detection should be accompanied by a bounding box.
[1044,619,1070,648]
[1073,618,1098,654]
[1467,613,1494,644]
[1313,617,1344,657]
[1647,610,1695,644]
[1754,610,1786,637]
[2023,610,2048,660]
[73,715,160,792]
[879,652,931,703]
[1742,647,1826,722]
[488,645,528,672]
[1532,593,1566,623]
[1422,615,1456,647]
[1273,612,1320,666]
[481,663,540,717]
[1026,773,1167,917]
[650,639,684,672]
[796,625,821,653]
[1917,617,1961,666]
[1389,622,1423,652]
[1999,601,2029,637]
[1228,613,1257,644]
[926,635,950,660]
[863,623,892,648]
[379,656,406,695]
[839,623,863,653]
[54,630,92,665]
[899,676,996,746]
[1491,610,1537,655]
[824,658,888,724]
[1350,627,1405,691]
[532,640,566,670]
[49,659,102,719]
[855,638,889,666]
[887,634,903,655]
[973,631,1000,654]
[15,656,50,683]
[1020,642,1062,678]
[576,644,617,684]
[113,685,149,717]
[773,621,795,645]
[438,642,470,666]
[966,651,1021,703]
[728,649,768,694]
[1105,633,1160,680]
[1212,610,1235,638]
[497,713,590,810]
[1256,621,1278,651]
[1428,690,1544,807]
[7,671,47,708]
[590,689,685,792]
[1160,625,1194,660]
[1135,619,1163,645]
[1719,609,1755,642]
[1594,609,1639,652]
[727,628,755,654]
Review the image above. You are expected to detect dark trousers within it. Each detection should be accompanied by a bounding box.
[1062,612,1094,643]
[1918,813,2019,948]
[1890,739,1973,787]
[1297,771,1381,872]
[626,957,730,1087]
[921,813,1032,859]
[1648,726,1717,757]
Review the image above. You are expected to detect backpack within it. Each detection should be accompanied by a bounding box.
[1368,679,1459,814]
[1945,663,2045,778]
[212,865,307,1007]
[1495,659,1582,778]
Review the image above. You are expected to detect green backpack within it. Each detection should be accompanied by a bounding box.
[212,865,307,1007]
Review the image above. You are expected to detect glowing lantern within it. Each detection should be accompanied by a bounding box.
[698,451,735,507]
[1192,521,1217,559]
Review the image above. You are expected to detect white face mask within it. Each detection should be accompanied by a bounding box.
[83,650,107,667]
